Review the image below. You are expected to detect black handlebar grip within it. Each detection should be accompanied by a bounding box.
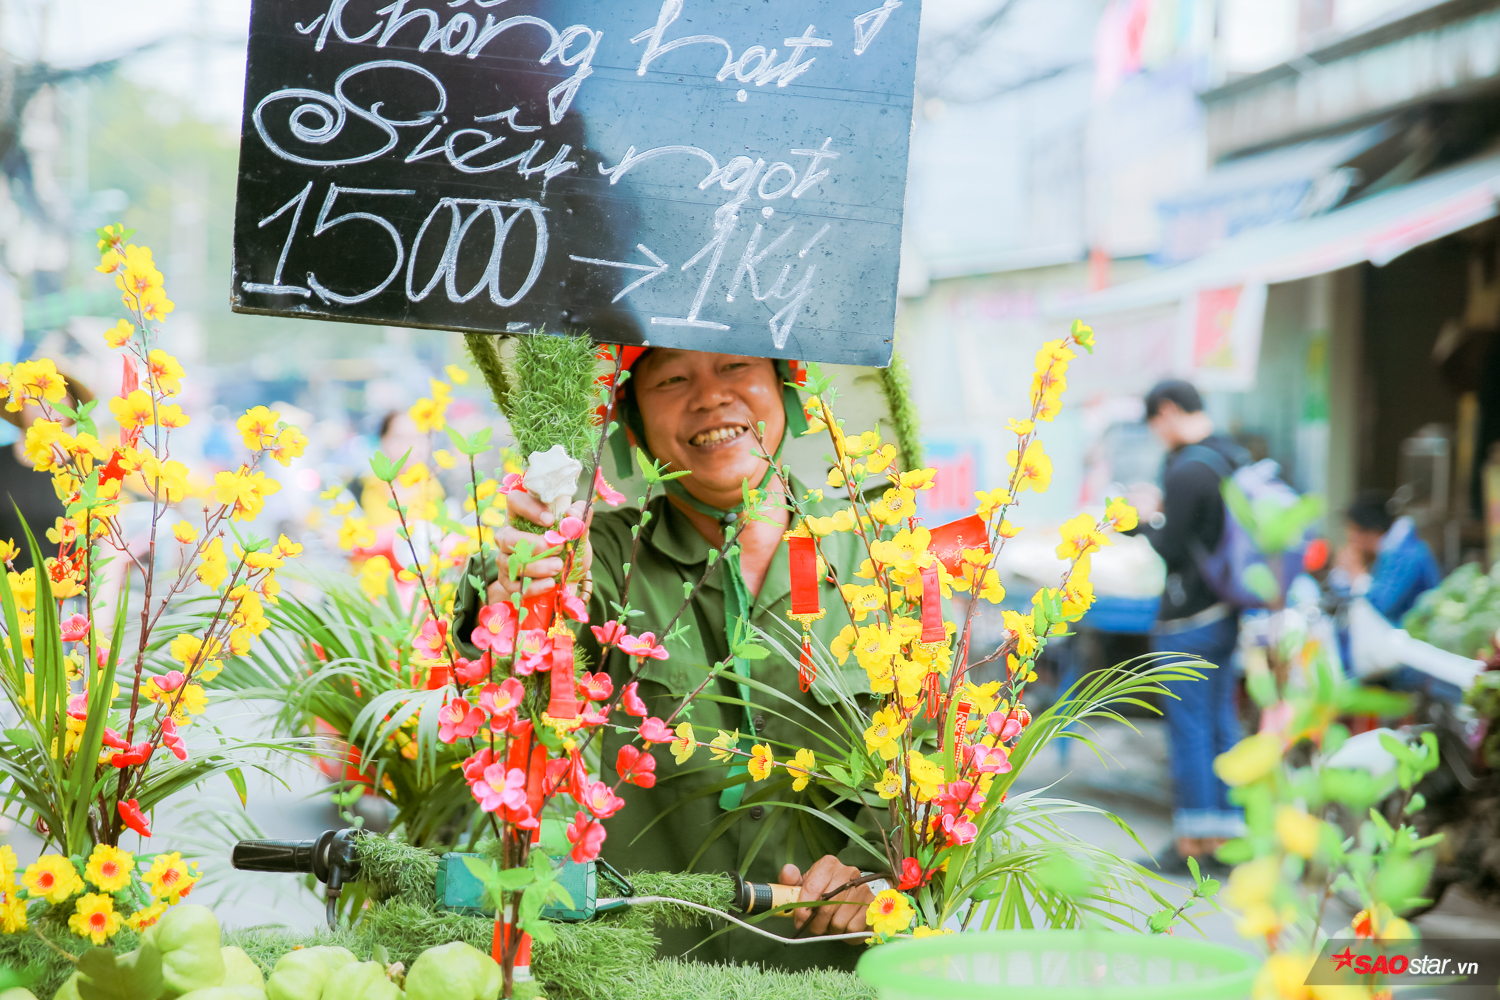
[232,829,361,886]
[231,838,320,874]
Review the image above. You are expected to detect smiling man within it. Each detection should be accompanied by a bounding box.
[483,349,879,971]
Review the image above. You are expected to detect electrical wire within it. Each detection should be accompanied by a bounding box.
[619,896,880,945]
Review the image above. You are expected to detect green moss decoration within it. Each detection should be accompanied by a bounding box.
[1,851,869,1000]
[352,834,440,905]
[618,957,877,1000]
[625,871,736,928]
[879,349,923,472]
[506,334,600,466]
[531,920,658,1000]
[464,333,513,418]
[223,925,369,978]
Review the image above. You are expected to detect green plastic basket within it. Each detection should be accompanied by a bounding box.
[857,930,1259,1000]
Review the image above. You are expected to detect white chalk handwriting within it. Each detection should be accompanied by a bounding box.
[243,183,548,310]
[253,59,579,178]
[632,0,831,88]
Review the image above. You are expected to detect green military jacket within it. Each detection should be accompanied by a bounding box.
[579,483,875,971]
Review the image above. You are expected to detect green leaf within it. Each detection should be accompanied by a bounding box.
[1245,667,1278,709]
[634,448,661,485]
[545,880,576,911]
[445,426,493,457]
[1338,687,1410,717]
[1374,853,1433,910]
[822,764,852,787]
[1148,909,1173,933]
[1241,563,1281,603]
[76,945,165,1000]
[1215,838,1253,865]
[1185,855,1201,883]
[1033,853,1090,897]
[508,540,536,582]
[370,448,412,484]
[846,746,867,788]
[330,784,363,807]
[226,768,248,807]
[733,643,771,661]
[1197,878,1221,898]
[490,867,538,891]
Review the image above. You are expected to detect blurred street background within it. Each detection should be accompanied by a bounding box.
[5,0,1500,953]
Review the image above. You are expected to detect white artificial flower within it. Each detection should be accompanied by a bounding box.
[526,444,584,517]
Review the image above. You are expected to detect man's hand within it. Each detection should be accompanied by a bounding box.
[780,856,872,938]
[1126,481,1163,521]
[485,491,594,605]
[1333,542,1367,578]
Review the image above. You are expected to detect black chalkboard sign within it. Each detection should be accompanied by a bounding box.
[230,0,921,367]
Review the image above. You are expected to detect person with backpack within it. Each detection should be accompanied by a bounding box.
[1130,380,1251,874]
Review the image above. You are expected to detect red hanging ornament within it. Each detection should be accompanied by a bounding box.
[951,700,973,774]
[919,563,947,645]
[927,515,990,576]
[923,671,942,719]
[121,356,138,397]
[542,623,580,730]
[784,526,826,691]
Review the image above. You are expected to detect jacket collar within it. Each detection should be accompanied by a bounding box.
[644,476,801,612]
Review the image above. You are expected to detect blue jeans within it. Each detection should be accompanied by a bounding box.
[1151,613,1245,840]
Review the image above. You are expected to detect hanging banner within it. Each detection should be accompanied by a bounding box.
[1175,282,1266,391]
[230,0,920,367]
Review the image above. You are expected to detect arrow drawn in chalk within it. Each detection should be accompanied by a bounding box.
[569,245,669,303]
[852,0,902,56]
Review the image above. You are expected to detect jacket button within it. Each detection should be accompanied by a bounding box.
[752,715,766,731]
[748,805,765,820]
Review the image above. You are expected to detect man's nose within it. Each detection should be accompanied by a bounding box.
[687,376,737,410]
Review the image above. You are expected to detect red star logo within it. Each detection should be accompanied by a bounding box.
[1332,948,1356,971]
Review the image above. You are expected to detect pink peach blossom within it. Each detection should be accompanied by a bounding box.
[60,613,89,642]
[638,717,674,744]
[591,620,628,647]
[594,470,625,507]
[566,810,606,863]
[618,632,668,660]
[616,744,656,788]
[160,717,188,761]
[577,672,613,701]
[621,681,648,717]
[438,698,485,743]
[582,781,626,819]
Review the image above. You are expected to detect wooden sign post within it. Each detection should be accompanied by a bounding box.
[231,0,921,367]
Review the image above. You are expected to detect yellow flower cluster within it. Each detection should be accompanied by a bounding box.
[96,227,174,323]
[238,405,309,467]
[0,230,309,855]
[0,843,193,945]
[410,378,453,434]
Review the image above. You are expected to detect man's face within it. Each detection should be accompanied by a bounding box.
[1345,522,1384,561]
[633,350,785,504]
[382,411,430,464]
[1146,401,1181,448]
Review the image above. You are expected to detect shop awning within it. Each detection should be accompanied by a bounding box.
[1052,147,1500,391]
[1061,146,1500,317]
[1154,121,1397,265]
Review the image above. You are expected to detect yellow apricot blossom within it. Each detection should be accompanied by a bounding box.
[863,706,907,760]
[146,350,185,395]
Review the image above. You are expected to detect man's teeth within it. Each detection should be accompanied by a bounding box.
[691,426,748,446]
